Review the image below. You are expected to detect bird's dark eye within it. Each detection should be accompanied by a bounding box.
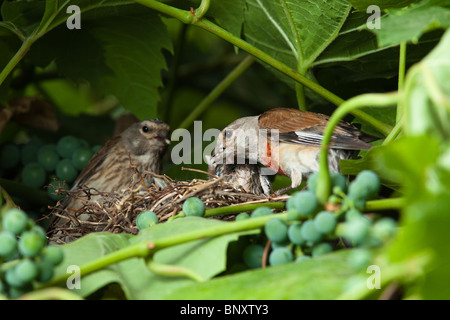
[142,126,149,133]
[225,130,233,139]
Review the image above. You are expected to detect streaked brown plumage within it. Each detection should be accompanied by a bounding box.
[50,119,170,235]
[214,108,378,190]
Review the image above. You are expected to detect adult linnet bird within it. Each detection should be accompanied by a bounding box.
[213,108,377,191]
[50,119,170,235]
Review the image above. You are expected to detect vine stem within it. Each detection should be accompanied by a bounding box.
[178,55,255,129]
[397,42,407,122]
[316,92,400,204]
[132,0,392,136]
[40,212,288,288]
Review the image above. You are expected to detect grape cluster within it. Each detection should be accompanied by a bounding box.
[0,136,98,201]
[240,170,397,269]
[0,207,64,298]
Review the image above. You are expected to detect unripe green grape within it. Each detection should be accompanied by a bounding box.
[306,172,319,192]
[356,170,380,196]
[5,267,25,288]
[242,244,264,269]
[18,230,45,258]
[21,163,46,188]
[21,143,40,165]
[182,197,205,217]
[345,208,363,221]
[313,211,337,234]
[295,255,311,263]
[347,180,371,201]
[235,212,250,221]
[36,261,54,283]
[91,145,101,153]
[311,243,333,257]
[331,173,347,193]
[341,216,371,245]
[287,223,305,245]
[77,138,89,149]
[56,159,78,183]
[286,191,318,216]
[2,208,28,235]
[264,218,288,243]
[136,210,159,230]
[269,247,293,266]
[38,145,60,172]
[0,231,17,257]
[0,143,20,169]
[300,220,322,243]
[286,209,302,221]
[57,136,81,158]
[251,206,273,218]
[372,218,397,242]
[47,180,69,201]
[72,147,94,170]
[271,239,290,249]
[41,246,64,266]
[14,259,38,283]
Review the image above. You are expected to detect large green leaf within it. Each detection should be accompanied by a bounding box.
[371,0,450,47]
[53,217,256,299]
[344,0,418,11]
[242,0,351,77]
[28,5,172,119]
[165,250,362,299]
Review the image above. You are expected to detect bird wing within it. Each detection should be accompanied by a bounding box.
[259,108,374,150]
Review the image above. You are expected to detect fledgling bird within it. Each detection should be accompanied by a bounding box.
[213,108,377,190]
[51,119,170,227]
[205,152,271,196]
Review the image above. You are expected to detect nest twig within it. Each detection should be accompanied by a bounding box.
[47,169,285,244]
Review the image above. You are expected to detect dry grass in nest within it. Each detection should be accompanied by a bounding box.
[47,169,287,244]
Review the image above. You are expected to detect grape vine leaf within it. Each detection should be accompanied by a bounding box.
[53,217,257,299]
[343,0,418,11]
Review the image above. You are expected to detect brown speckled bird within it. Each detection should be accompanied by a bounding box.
[214,108,377,190]
[52,119,170,230]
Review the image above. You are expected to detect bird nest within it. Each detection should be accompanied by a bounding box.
[47,169,287,244]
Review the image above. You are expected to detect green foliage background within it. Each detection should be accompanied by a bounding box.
[1,0,450,300]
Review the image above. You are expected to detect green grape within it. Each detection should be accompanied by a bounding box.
[0,143,20,169]
[251,206,273,218]
[77,138,89,149]
[136,210,159,230]
[286,209,302,221]
[47,180,69,201]
[91,145,101,153]
[264,218,288,243]
[38,145,60,172]
[56,159,78,183]
[14,259,38,283]
[313,211,337,234]
[269,247,293,266]
[347,248,372,270]
[341,216,371,245]
[182,197,205,217]
[372,218,397,242]
[36,261,54,283]
[287,223,305,245]
[0,231,17,257]
[347,180,371,201]
[21,163,46,188]
[331,173,347,193]
[311,243,333,257]
[5,267,24,288]
[8,285,32,299]
[356,170,380,196]
[30,225,47,243]
[286,191,318,216]
[20,143,40,165]
[300,220,322,243]
[2,208,28,235]
[345,208,363,221]
[18,230,45,258]
[271,239,290,249]
[242,244,264,269]
[235,212,250,221]
[57,136,81,158]
[72,147,94,170]
[306,172,319,192]
[295,255,311,263]
[41,246,64,266]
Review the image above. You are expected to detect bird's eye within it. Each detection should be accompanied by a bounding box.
[142,126,149,133]
[225,130,233,139]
